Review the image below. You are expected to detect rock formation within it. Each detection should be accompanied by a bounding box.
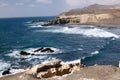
[43,4,120,26]
[0,60,120,80]
[26,59,85,79]
[19,47,55,56]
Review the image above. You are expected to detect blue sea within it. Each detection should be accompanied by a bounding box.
[0,16,120,75]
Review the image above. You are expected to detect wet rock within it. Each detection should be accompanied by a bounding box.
[34,47,44,52]
[19,51,31,56]
[2,68,11,75]
[41,48,54,53]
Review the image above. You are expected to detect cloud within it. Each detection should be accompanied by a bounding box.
[65,0,81,6]
[15,3,24,6]
[65,0,120,7]
[36,0,52,4]
[28,4,37,7]
[0,3,9,7]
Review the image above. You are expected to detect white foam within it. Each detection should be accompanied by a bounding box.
[62,59,81,64]
[30,25,43,28]
[0,61,11,77]
[0,61,11,71]
[78,48,83,51]
[43,27,119,38]
[91,51,99,55]
[9,69,24,74]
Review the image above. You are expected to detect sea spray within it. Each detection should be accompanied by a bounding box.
[41,26,119,38]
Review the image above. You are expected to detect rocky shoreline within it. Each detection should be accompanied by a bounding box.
[0,59,120,80]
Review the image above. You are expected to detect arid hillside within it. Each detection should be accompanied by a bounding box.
[43,4,120,26]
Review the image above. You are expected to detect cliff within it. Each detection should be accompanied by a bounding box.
[43,4,120,26]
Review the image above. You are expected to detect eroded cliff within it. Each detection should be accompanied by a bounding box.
[43,4,120,26]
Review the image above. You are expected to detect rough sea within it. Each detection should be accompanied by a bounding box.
[0,16,120,76]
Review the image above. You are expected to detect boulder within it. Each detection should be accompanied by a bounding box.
[19,51,31,56]
[2,68,10,75]
[41,48,54,53]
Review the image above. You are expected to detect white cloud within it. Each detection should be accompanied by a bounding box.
[36,0,52,4]
[65,0,120,7]
[0,3,9,7]
[15,3,24,6]
[65,0,81,6]
[28,4,37,7]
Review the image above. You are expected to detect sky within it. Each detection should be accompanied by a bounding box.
[0,0,120,18]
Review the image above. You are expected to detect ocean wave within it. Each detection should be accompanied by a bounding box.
[80,50,100,63]
[62,59,81,64]
[0,61,11,71]
[30,25,43,28]
[42,26,119,38]
[91,51,99,55]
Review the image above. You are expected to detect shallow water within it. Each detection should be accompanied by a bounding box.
[0,17,120,75]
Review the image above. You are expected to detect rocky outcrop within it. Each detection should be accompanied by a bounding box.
[43,4,120,26]
[1,60,120,80]
[19,47,55,56]
[26,59,85,79]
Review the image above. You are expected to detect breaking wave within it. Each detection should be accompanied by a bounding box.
[42,27,119,38]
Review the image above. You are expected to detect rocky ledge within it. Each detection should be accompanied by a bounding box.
[0,59,120,80]
[43,4,120,26]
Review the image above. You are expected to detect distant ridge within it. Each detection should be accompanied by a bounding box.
[43,4,120,26]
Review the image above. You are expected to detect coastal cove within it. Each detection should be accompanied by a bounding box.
[0,16,120,78]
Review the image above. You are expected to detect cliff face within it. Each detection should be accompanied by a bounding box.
[43,4,120,26]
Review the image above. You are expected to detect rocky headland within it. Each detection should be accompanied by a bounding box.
[43,4,120,27]
[0,59,120,80]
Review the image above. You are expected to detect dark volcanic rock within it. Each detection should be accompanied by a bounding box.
[41,48,54,53]
[19,51,31,56]
[2,68,11,75]
[34,47,44,52]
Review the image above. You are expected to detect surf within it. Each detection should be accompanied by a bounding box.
[41,26,119,38]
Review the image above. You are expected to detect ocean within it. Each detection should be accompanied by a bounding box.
[0,16,120,75]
